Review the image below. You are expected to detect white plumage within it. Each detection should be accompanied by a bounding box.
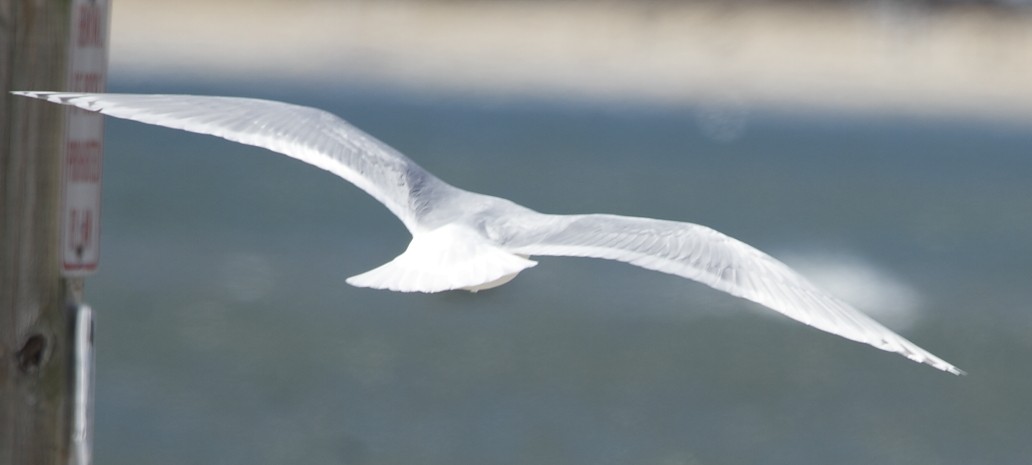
[13,91,964,375]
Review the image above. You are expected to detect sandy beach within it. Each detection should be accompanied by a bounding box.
[110,0,1032,120]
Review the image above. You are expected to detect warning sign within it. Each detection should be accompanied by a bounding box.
[61,0,109,276]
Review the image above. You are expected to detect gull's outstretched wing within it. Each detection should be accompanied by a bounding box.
[501,213,963,374]
[13,91,453,232]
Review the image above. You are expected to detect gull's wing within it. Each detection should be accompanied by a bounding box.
[501,213,963,374]
[13,91,453,232]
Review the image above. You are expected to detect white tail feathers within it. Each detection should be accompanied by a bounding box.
[346,224,536,293]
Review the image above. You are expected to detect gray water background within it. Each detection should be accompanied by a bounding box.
[90,79,1032,465]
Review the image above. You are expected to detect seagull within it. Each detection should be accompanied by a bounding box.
[13,91,964,375]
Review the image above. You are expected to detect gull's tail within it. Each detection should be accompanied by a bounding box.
[346,224,536,293]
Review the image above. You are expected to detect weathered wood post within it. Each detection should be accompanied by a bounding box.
[1,1,109,464]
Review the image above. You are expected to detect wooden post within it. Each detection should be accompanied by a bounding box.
[1,1,107,464]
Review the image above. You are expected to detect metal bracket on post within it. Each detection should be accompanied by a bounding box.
[68,302,94,465]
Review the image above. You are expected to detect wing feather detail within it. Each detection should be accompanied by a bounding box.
[13,91,453,232]
[502,213,963,374]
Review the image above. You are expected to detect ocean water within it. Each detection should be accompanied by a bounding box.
[89,79,1032,465]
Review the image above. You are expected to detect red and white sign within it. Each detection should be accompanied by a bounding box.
[61,0,109,276]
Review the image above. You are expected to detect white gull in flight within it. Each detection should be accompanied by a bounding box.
[13,91,963,375]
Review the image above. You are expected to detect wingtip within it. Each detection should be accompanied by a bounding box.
[906,349,965,376]
[10,90,40,98]
[10,91,64,102]
[919,355,965,376]
[10,92,107,113]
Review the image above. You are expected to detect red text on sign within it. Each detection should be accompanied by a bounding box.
[77,4,104,48]
[72,72,104,92]
[67,140,103,183]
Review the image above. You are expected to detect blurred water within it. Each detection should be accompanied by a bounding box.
[90,79,1032,465]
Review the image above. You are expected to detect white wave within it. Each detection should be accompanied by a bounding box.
[779,251,923,331]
